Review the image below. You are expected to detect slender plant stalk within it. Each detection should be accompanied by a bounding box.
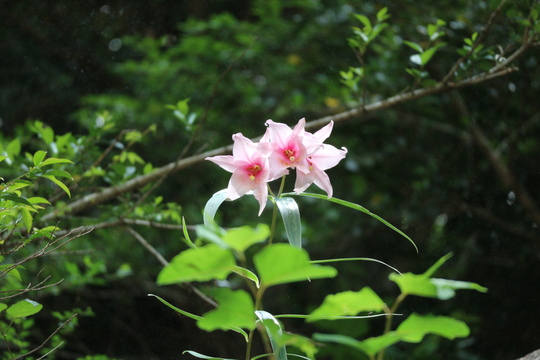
[268,176,287,245]
[376,292,408,360]
[245,288,266,360]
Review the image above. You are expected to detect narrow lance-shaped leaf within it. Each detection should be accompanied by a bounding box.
[182,216,197,249]
[275,197,302,248]
[183,350,237,360]
[40,157,74,167]
[148,294,202,321]
[41,174,71,198]
[256,311,287,360]
[283,193,417,252]
[203,189,229,227]
[0,194,34,207]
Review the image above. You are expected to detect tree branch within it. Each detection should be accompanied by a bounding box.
[39,65,519,223]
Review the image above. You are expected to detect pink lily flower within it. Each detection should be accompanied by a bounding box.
[262,118,321,181]
[206,133,270,215]
[294,121,347,197]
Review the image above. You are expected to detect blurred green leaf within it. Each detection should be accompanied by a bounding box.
[6,299,43,318]
[33,150,47,167]
[222,224,269,253]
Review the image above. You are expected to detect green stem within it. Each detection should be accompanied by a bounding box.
[268,176,287,245]
[245,288,266,360]
[376,292,408,360]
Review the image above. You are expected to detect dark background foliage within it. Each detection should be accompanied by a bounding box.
[1,0,539,359]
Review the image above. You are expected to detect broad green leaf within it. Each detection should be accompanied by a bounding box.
[28,197,51,205]
[6,299,43,318]
[6,138,21,156]
[0,303,7,313]
[0,265,22,282]
[21,207,33,232]
[396,313,470,342]
[389,253,486,299]
[41,174,71,197]
[157,245,235,285]
[284,193,417,252]
[376,7,390,21]
[308,287,385,322]
[254,244,337,288]
[222,224,270,253]
[33,150,47,167]
[419,47,439,66]
[430,278,488,300]
[198,288,255,331]
[0,155,7,163]
[40,157,73,167]
[354,13,372,29]
[256,311,287,360]
[183,350,237,360]
[41,126,55,144]
[313,332,401,358]
[203,189,229,226]
[389,271,437,298]
[275,197,302,248]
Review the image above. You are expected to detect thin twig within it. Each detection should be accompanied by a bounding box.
[124,226,168,267]
[442,0,509,83]
[124,226,218,307]
[53,219,195,238]
[0,278,63,301]
[12,313,78,360]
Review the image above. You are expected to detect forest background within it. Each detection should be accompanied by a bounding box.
[1,0,539,359]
